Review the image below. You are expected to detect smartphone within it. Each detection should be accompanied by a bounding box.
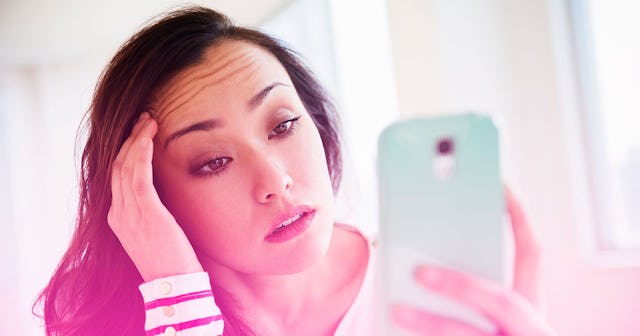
[377,113,506,334]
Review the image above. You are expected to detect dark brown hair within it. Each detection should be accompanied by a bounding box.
[34,6,342,335]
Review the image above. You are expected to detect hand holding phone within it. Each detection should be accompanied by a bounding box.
[387,193,556,336]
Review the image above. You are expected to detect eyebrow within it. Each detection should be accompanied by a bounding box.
[248,81,289,109]
[163,81,289,149]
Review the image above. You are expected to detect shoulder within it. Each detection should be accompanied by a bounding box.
[331,223,373,282]
[334,222,377,246]
[332,223,381,335]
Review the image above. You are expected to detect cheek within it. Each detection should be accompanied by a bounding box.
[296,125,334,192]
[158,178,265,267]
[153,166,252,246]
[164,180,247,231]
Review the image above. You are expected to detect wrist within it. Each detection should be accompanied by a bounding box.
[139,254,204,282]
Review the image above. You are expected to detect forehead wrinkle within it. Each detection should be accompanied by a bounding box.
[154,49,259,128]
[155,59,236,125]
[157,47,238,107]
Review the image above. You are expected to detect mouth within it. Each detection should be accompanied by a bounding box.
[274,213,304,231]
[265,206,316,243]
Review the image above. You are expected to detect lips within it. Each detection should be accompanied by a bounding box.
[265,205,316,243]
[274,213,303,231]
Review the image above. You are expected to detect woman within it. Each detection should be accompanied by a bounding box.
[36,6,554,336]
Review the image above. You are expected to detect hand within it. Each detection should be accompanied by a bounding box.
[108,112,203,282]
[392,188,556,335]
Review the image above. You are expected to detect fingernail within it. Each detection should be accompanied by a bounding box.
[416,266,441,286]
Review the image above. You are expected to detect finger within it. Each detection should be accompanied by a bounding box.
[130,117,165,214]
[415,265,541,334]
[119,113,149,194]
[119,114,155,213]
[392,304,491,336]
[110,113,149,220]
[117,112,151,168]
[505,186,541,305]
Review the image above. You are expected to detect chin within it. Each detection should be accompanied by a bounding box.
[262,216,335,275]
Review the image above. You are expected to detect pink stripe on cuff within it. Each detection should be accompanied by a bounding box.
[145,315,223,336]
[145,290,213,310]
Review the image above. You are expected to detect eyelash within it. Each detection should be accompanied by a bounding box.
[268,114,301,139]
[190,115,302,177]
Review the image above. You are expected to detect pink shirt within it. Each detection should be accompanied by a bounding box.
[138,226,378,336]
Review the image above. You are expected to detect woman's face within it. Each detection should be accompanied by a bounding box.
[150,40,336,275]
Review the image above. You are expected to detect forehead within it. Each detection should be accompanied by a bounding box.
[150,40,292,128]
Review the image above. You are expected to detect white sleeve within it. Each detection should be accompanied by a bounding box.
[138,272,225,336]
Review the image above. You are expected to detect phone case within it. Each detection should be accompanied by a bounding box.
[377,113,505,334]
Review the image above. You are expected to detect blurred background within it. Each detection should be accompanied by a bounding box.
[1,0,639,335]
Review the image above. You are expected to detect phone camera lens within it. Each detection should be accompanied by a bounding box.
[437,138,454,155]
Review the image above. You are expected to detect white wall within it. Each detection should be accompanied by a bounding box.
[386,0,640,335]
[0,61,98,335]
[0,0,291,67]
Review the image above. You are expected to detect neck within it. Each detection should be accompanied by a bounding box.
[212,255,330,317]
[201,225,368,335]
[202,238,339,335]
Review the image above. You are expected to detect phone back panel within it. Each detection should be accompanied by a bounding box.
[378,113,504,279]
[377,114,505,333]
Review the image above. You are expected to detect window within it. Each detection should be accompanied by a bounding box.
[568,0,640,252]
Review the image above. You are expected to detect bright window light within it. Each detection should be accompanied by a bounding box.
[570,0,640,250]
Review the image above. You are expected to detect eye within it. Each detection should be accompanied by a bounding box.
[269,115,301,139]
[192,156,233,176]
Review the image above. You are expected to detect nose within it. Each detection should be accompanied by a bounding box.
[253,155,294,203]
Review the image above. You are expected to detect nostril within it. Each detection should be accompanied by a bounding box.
[255,169,294,203]
[284,175,294,191]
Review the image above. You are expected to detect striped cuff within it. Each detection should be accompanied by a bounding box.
[139,272,224,336]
